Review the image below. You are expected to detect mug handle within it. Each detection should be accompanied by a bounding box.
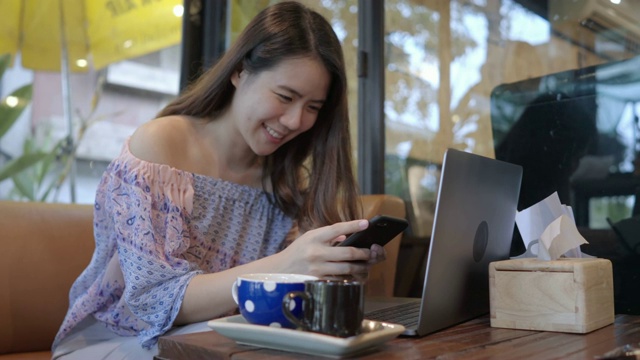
[231,280,240,305]
[282,291,309,330]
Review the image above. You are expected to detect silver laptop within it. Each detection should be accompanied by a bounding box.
[364,148,523,336]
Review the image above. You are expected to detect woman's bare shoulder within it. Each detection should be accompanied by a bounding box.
[129,115,199,167]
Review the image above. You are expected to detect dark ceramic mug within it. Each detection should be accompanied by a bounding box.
[282,279,364,337]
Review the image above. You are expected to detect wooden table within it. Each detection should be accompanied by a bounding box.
[156,314,640,360]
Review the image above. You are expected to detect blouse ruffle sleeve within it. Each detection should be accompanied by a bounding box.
[100,153,200,348]
[54,146,203,349]
[54,141,294,351]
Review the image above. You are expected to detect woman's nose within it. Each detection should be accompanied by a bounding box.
[280,106,304,130]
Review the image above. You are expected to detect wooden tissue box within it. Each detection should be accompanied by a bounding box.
[489,258,614,333]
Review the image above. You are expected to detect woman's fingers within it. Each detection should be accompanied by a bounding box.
[308,220,369,245]
[315,259,371,276]
[368,244,387,264]
[326,245,371,262]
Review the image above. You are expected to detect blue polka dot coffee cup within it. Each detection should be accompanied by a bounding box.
[232,273,318,328]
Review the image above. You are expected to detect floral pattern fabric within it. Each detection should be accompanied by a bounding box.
[53,141,293,349]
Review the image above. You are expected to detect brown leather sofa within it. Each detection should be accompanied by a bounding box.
[0,194,405,359]
[0,201,94,360]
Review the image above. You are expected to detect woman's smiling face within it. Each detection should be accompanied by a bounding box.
[230,56,330,156]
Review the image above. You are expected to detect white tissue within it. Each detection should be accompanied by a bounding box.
[514,192,589,260]
[539,214,588,260]
[515,192,564,249]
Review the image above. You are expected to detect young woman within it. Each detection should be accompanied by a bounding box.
[52,2,385,359]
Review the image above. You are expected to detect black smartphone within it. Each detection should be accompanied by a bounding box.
[338,215,408,248]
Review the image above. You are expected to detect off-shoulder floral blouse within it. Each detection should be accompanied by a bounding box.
[53,140,293,349]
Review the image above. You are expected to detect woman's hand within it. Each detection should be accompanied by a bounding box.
[276,219,374,277]
[177,219,388,324]
[368,243,387,265]
[346,243,386,283]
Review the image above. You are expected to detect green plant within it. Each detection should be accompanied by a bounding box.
[0,54,64,201]
[3,132,64,201]
[0,53,55,198]
[0,53,102,202]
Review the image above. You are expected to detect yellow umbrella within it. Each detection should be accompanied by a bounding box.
[0,0,183,72]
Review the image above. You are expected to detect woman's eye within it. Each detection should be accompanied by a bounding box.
[277,93,292,102]
[308,105,321,113]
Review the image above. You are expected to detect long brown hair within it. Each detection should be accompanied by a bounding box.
[158,1,360,230]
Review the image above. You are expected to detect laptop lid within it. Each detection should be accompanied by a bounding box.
[414,148,522,336]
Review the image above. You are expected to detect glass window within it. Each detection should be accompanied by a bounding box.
[384,0,640,295]
[0,0,184,203]
[3,0,638,250]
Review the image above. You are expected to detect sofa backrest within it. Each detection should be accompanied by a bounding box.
[0,196,406,353]
[0,201,94,354]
